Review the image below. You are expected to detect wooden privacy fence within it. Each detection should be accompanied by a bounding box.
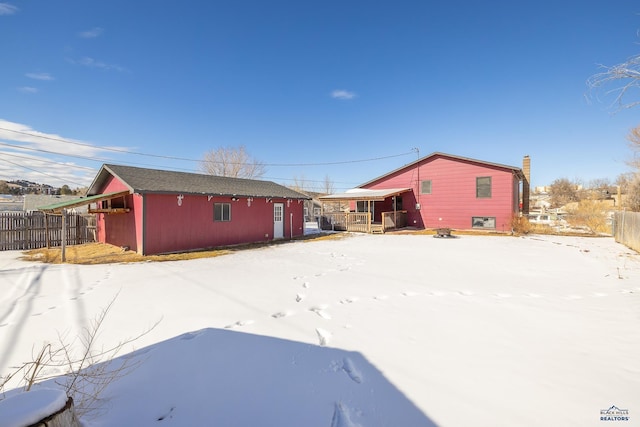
[0,211,96,251]
[613,211,640,253]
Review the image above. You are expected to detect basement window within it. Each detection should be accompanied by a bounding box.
[476,177,492,198]
[214,203,231,222]
[472,216,496,229]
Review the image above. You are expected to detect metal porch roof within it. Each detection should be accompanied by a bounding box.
[37,190,131,213]
[319,188,412,202]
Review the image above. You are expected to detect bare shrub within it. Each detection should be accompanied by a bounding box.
[626,174,640,212]
[566,199,610,234]
[511,215,532,235]
[0,295,159,420]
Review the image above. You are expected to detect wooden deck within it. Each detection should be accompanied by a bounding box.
[322,211,407,234]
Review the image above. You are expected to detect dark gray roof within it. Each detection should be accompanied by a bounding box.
[87,164,310,200]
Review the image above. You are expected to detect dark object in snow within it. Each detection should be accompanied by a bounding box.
[434,228,454,238]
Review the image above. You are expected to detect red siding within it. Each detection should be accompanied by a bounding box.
[96,177,139,251]
[142,194,305,254]
[364,155,520,231]
[94,175,305,255]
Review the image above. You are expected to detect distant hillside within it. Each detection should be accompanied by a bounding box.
[0,179,85,196]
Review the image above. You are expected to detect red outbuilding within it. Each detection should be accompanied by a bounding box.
[321,153,530,233]
[86,164,310,255]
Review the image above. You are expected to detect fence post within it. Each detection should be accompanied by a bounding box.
[61,210,67,263]
[45,213,51,248]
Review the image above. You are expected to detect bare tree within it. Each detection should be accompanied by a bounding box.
[585,177,614,199]
[588,43,640,211]
[616,172,633,193]
[627,174,640,211]
[548,178,579,208]
[627,125,640,170]
[200,146,266,179]
[290,174,308,193]
[321,174,334,194]
[588,52,640,110]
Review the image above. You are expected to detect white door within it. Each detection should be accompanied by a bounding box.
[273,203,284,239]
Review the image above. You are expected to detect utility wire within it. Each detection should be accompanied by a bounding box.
[1,143,361,187]
[0,126,415,167]
[0,157,87,187]
[1,151,96,171]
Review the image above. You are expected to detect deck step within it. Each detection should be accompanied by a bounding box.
[370,225,385,234]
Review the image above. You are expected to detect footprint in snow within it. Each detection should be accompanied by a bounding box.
[179,331,202,340]
[342,357,363,384]
[458,290,474,296]
[125,347,153,358]
[224,320,254,329]
[331,402,359,427]
[402,291,419,297]
[339,297,358,304]
[310,306,331,319]
[296,293,305,302]
[493,293,512,298]
[374,295,388,300]
[316,328,332,346]
[271,311,292,319]
[302,282,310,288]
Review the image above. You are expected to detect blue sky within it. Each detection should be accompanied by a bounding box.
[1,1,640,191]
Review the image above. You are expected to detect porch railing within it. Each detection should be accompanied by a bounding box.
[321,210,407,233]
[322,212,371,233]
[382,210,407,231]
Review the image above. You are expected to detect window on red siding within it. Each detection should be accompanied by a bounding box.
[476,177,492,198]
[214,203,231,221]
[420,180,432,194]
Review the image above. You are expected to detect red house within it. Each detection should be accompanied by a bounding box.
[321,153,530,232]
[86,164,309,255]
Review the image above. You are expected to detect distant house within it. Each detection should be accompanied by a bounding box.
[320,152,530,232]
[25,194,88,213]
[297,191,324,222]
[85,164,309,255]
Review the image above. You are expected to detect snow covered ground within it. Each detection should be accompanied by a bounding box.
[1,231,639,426]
